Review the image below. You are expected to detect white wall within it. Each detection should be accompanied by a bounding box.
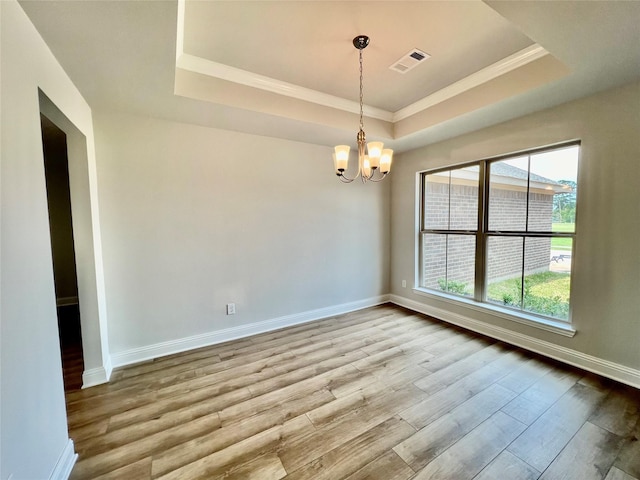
[93,112,390,362]
[0,1,107,478]
[391,81,640,379]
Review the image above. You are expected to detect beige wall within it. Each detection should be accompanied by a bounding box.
[93,111,391,360]
[391,81,640,374]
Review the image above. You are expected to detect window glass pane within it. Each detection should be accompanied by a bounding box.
[488,156,528,231]
[486,236,524,308]
[422,233,475,296]
[421,233,446,290]
[485,236,572,320]
[523,238,572,320]
[450,166,479,230]
[524,237,551,274]
[423,172,450,230]
[530,146,579,233]
[445,235,475,297]
[424,167,479,231]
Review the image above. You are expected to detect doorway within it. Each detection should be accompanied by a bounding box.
[41,114,85,392]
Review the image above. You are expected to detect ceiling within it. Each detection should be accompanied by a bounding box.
[19,0,640,153]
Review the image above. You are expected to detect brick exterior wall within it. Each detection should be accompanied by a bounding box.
[422,184,553,291]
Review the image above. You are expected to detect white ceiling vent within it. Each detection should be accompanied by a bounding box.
[389,48,430,74]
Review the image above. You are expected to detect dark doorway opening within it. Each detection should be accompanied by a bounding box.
[57,304,84,391]
[41,113,84,392]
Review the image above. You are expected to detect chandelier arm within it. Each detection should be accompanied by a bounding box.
[338,173,355,183]
[337,164,362,182]
[366,171,388,182]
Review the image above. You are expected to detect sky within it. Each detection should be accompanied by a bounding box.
[504,145,579,182]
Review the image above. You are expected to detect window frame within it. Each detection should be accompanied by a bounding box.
[417,141,580,334]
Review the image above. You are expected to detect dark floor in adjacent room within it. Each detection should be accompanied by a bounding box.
[58,304,84,393]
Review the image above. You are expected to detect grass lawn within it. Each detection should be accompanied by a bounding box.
[551,223,574,251]
[552,223,575,232]
[487,271,571,319]
[527,272,571,302]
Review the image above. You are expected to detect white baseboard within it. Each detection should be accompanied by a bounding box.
[49,439,77,480]
[103,355,113,381]
[56,296,78,307]
[82,365,110,388]
[111,295,390,368]
[390,294,640,389]
[80,355,113,388]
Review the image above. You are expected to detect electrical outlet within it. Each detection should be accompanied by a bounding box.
[402,280,407,288]
[226,303,236,315]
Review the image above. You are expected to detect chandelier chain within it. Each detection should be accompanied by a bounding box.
[359,48,364,131]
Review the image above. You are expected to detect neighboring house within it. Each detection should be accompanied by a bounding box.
[422,163,568,290]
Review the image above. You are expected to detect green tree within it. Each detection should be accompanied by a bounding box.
[553,180,577,223]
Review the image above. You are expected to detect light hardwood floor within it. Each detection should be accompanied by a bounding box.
[65,305,640,479]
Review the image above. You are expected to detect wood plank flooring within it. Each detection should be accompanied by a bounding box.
[66,304,640,479]
[58,304,84,392]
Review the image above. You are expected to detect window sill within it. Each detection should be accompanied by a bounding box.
[412,288,576,338]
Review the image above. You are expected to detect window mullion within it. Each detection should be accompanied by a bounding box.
[475,161,488,302]
[525,154,531,232]
[520,236,526,310]
[418,174,425,288]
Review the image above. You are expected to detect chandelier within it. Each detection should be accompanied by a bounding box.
[333,35,393,183]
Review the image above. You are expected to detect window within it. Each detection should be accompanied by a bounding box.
[419,143,580,323]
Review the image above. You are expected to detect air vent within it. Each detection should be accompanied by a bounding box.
[389,48,430,74]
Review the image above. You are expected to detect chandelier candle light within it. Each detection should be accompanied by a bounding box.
[334,35,393,183]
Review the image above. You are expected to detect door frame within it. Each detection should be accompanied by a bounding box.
[39,90,111,387]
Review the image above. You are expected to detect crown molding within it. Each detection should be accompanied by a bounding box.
[175,0,391,121]
[175,45,548,132]
[175,0,185,62]
[176,53,394,122]
[393,45,549,122]
[175,1,549,135]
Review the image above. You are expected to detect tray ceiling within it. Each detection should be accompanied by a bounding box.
[19,0,640,151]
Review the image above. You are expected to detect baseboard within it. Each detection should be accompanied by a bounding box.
[49,439,77,480]
[56,296,78,307]
[390,294,640,389]
[103,355,113,381]
[82,365,110,388]
[111,295,390,368]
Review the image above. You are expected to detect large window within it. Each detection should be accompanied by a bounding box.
[419,143,580,323]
